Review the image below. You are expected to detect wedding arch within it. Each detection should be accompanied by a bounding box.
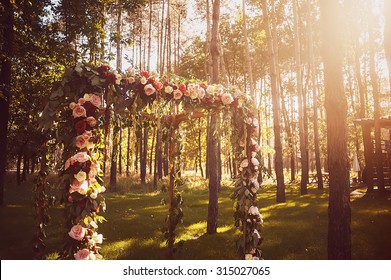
[36,63,264,260]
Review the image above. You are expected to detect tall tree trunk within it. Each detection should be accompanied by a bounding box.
[370,14,385,194]
[205,0,212,81]
[0,0,14,205]
[147,0,152,71]
[163,141,169,176]
[22,153,29,182]
[308,5,323,189]
[149,127,156,175]
[16,149,23,185]
[320,0,351,260]
[198,119,204,178]
[384,0,391,91]
[119,120,123,176]
[116,6,122,71]
[110,119,120,191]
[207,0,221,234]
[140,126,147,184]
[160,0,166,74]
[261,0,286,203]
[126,126,131,176]
[242,0,255,100]
[166,0,172,72]
[293,0,308,195]
[281,94,295,182]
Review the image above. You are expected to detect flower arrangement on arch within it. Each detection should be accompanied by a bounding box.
[122,68,238,110]
[62,92,107,260]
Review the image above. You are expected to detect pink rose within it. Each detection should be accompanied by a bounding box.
[72,104,87,118]
[74,249,90,260]
[221,93,234,105]
[90,94,101,107]
[74,152,89,163]
[75,135,87,149]
[83,130,92,138]
[78,98,86,105]
[69,102,77,110]
[240,159,249,168]
[64,157,75,170]
[197,88,205,99]
[68,225,86,241]
[70,179,88,194]
[154,81,163,91]
[144,84,156,96]
[173,89,183,100]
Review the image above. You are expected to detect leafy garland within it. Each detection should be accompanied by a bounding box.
[39,62,264,260]
[231,107,264,260]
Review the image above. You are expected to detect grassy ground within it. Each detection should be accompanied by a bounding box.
[1,172,391,260]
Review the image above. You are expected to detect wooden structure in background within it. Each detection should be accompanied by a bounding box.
[355,117,391,191]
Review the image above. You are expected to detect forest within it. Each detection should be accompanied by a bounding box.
[1,0,391,261]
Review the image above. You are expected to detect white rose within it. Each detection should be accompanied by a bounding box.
[165,86,173,94]
[248,206,260,216]
[206,85,215,94]
[245,254,253,260]
[92,232,103,244]
[140,76,147,85]
[74,171,87,182]
[189,90,198,99]
[251,157,260,166]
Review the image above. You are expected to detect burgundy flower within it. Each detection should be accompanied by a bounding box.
[106,73,116,85]
[97,65,110,78]
[75,120,87,134]
[83,101,96,115]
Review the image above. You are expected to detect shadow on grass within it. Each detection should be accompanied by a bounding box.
[1,172,391,260]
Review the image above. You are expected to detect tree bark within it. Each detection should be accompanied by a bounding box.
[320,0,351,260]
[207,0,221,234]
[308,5,323,189]
[293,0,309,195]
[147,0,152,71]
[140,126,148,184]
[0,0,14,205]
[261,0,286,203]
[126,127,131,176]
[110,118,120,191]
[384,0,391,91]
[119,120,123,176]
[242,0,255,101]
[116,5,122,71]
[149,127,156,175]
[198,119,204,178]
[370,14,385,194]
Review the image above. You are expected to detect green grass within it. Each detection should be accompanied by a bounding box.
[1,172,391,260]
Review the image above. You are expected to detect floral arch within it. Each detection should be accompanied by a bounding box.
[37,63,263,260]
